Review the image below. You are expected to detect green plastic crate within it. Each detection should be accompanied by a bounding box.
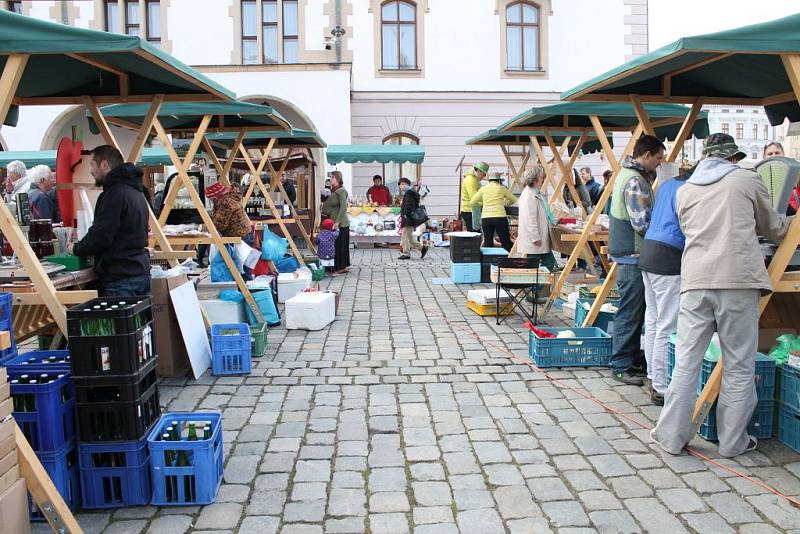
[250,322,268,357]
[44,254,90,271]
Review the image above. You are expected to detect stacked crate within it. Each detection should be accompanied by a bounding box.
[778,364,800,452]
[449,234,482,284]
[0,293,17,364]
[480,247,508,283]
[68,298,159,508]
[0,370,30,534]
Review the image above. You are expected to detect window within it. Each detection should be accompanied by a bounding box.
[382,133,419,192]
[721,123,729,135]
[381,1,416,70]
[736,123,744,139]
[8,1,22,13]
[262,0,278,63]
[764,125,769,140]
[146,1,160,46]
[753,124,759,139]
[506,1,539,72]
[242,0,258,64]
[105,0,119,32]
[125,1,139,35]
[282,0,298,64]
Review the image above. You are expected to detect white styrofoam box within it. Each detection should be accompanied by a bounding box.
[200,299,246,324]
[466,289,511,306]
[285,292,336,330]
[562,301,576,321]
[278,271,312,303]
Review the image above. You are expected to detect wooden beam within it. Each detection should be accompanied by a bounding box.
[545,132,586,219]
[127,94,164,164]
[589,116,620,173]
[221,130,247,184]
[201,137,225,177]
[66,52,129,97]
[666,99,704,163]
[84,96,122,153]
[582,263,617,326]
[0,54,28,126]
[630,95,655,136]
[569,93,772,106]
[549,133,588,207]
[13,93,222,105]
[12,291,98,306]
[662,53,734,96]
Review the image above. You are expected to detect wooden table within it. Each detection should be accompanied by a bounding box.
[550,225,610,274]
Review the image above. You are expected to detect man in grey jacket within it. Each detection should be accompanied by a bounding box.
[652,133,791,457]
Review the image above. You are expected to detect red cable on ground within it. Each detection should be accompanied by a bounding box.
[347,265,800,508]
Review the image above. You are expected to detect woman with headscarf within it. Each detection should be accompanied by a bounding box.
[470,172,517,251]
[322,171,350,273]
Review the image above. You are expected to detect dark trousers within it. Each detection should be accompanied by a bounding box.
[101,273,151,298]
[481,217,513,252]
[334,227,350,271]
[611,263,646,373]
[460,211,473,232]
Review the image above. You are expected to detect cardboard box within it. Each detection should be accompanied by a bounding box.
[0,418,13,446]
[151,274,192,378]
[0,400,10,422]
[0,479,30,534]
[0,435,13,466]
[0,383,7,403]
[0,451,17,482]
[0,466,19,498]
[0,368,5,386]
[758,327,798,353]
[0,331,10,351]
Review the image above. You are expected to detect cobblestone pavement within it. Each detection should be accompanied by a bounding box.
[36,248,800,533]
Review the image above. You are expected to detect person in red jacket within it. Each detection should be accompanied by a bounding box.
[367,175,392,206]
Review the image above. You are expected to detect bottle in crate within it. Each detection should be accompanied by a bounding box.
[9,371,75,451]
[78,437,151,508]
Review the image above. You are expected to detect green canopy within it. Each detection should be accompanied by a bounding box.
[0,10,233,104]
[87,101,292,135]
[205,129,326,149]
[561,13,800,125]
[326,144,425,165]
[497,101,709,141]
[0,147,174,168]
[465,128,609,154]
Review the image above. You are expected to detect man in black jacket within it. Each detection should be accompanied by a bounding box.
[69,145,151,297]
[398,177,429,261]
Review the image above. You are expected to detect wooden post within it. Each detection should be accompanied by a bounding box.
[201,137,225,179]
[128,95,164,163]
[241,138,277,206]
[545,132,587,219]
[0,54,28,125]
[630,95,656,136]
[666,99,704,163]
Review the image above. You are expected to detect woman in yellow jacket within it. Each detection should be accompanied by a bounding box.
[470,172,517,251]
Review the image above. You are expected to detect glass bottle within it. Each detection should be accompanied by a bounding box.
[187,423,197,441]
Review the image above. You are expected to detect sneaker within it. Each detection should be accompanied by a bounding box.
[745,436,758,453]
[398,254,411,260]
[650,390,664,406]
[612,370,644,386]
[421,245,429,259]
[629,362,647,377]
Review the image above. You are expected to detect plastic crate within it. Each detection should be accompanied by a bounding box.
[68,321,155,377]
[211,324,252,376]
[574,298,616,334]
[78,438,151,508]
[666,335,676,385]
[467,300,513,317]
[449,235,482,262]
[9,370,75,451]
[67,297,152,338]
[779,364,800,412]
[578,286,621,304]
[699,354,775,398]
[74,358,157,404]
[250,322,268,357]
[147,412,224,506]
[451,263,481,284]
[75,379,160,442]
[37,335,68,351]
[699,400,775,441]
[1,350,70,374]
[778,403,800,452]
[44,254,91,271]
[450,251,482,264]
[30,441,80,520]
[0,292,12,324]
[529,327,612,368]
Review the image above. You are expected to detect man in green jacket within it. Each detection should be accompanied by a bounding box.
[460,162,488,231]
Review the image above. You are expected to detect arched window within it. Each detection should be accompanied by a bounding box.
[381,1,416,70]
[383,133,419,193]
[506,1,540,72]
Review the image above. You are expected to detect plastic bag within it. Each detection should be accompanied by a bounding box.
[245,289,280,326]
[768,334,800,366]
[261,229,288,261]
[210,244,243,282]
[275,256,301,273]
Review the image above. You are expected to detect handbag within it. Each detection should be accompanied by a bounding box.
[407,205,429,227]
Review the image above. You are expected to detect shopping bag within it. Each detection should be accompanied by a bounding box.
[261,229,288,261]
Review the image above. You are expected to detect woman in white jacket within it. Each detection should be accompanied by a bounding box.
[516,165,558,272]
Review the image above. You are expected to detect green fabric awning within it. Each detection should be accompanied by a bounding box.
[87,101,292,134]
[326,144,425,165]
[0,10,233,103]
[498,102,709,136]
[465,128,609,154]
[205,129,326,149]
[561,13,800,125]
[0,147,174,167]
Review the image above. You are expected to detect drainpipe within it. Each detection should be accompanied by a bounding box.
[61,0,69,24]
[333,0,343,64]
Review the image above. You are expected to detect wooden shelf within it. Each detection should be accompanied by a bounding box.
[774,271,800,293]
[164,236,242,245]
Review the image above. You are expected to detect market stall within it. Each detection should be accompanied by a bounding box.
[560,12,800,430]
[326,144,426,244]
[0,9,236,530]
[86,101,294,320]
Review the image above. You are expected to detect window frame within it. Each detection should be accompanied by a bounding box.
[735,123,744,139]
[239,0,303,65]
[8,1,22,14]
[241,0,259,65]
[104,0,120,32]
[382,132,421,191]
[124,0,140,36]
[505,1,540,73]
[282,0,299,64]
[380,0,418,71]
[145,0,161,44]
[721,123,729,135]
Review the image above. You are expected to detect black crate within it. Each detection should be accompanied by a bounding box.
[73,358,157,404]
[67,298,152,338]
[75,380,160,442]
[451,251,483,264]
[481,263,492,283]
[449,235,482,261]
[69,321,156,377]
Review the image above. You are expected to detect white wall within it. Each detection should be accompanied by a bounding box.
[73,0,94,29]
[1,106,70,150]
[168,0,235,65]
[26,0,54,20]
[349,0,628,92]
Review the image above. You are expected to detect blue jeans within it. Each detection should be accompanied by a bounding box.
[611,263,646,373]
[101,274,151,298]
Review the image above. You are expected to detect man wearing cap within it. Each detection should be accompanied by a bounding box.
[652,133,791,457]
[460,162,488,231]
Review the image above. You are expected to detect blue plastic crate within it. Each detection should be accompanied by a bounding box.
[698,400,774,441]
[0,350,70,374]
[0,292,12,325]
[78,438,151,508]
[779,364,800,412]
[480,247,508,257]
[666,335,676,385]
[450,262,481,284]
[779,403,800,452]
[147,412,223,506]
[529,327,612,368]
[9,370,75,451]
[30,441,80,521]
[211,324,252,376]
[574,298,615,334]
[699,354,775,399]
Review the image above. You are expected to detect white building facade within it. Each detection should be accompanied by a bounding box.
[681,105,783,162]
[0,0,647,216]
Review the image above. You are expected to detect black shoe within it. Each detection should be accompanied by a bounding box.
[421,245,429,259]
[612,371,644,386]
[398,254,411,260]
[629,362,647,377]
[650,390,664,406]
